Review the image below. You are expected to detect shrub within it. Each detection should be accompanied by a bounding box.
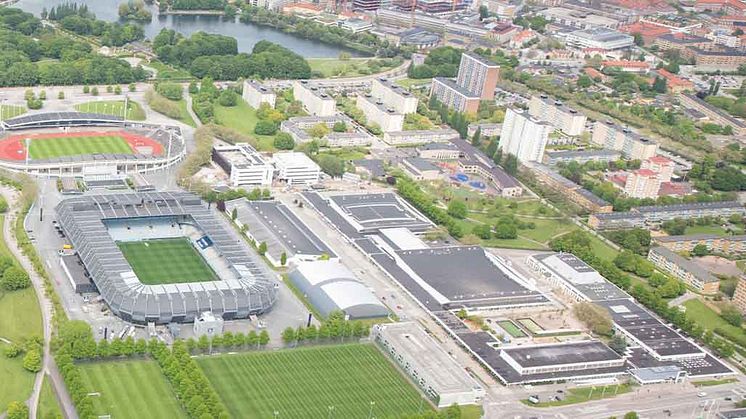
[254,120,278,135]
[156,82,183,101]
[1,266,30,291]
[273,132,295,150]
[145,89,182,120]
[217,89,238,107]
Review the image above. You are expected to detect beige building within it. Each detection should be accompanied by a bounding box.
[243,80,276,110]
[371,78,419,114]
[293,81,336,117]
[732,276,746,315]
[641,156,674,182]
[655,234,746,255]
[417,142,461,160]
[400,157,441,180]
[528,95,587,136]
[591,121,658,160]
[624,169,661,199]
[647,246,719,294]
[678,93,746,136]
[356,94,405,132]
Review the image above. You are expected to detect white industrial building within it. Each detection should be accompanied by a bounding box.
[243,80,276,109]
[293,80,336,116]
[212,143,274,187]
[566,28,634,51]
[373,322,485,407]
[371,78,419,114]
[272,152,321,185]
[499,107,553,162]
[356,94,405,132]
[193,311,224,338]
[288,260,389,319]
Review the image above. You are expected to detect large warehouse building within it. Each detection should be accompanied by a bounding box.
[55,192,278,324]
[288,259,388,319]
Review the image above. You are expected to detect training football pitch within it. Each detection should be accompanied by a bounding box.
[28,135,132,159]
[117,238,217,285]
[197,344,427,419]
[78,359,186,419]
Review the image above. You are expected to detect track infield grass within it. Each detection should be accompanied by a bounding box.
[27,135,133,159]
[197,344,429,419]
[117,238,217,285]
[78,359,186,419]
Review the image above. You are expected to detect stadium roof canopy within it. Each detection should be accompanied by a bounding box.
[55,191,277,324]
[1,112,124,130]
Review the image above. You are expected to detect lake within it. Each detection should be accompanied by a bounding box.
[14,0,358,58]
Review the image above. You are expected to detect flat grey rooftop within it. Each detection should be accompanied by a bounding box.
[328,192,432,233]
[503,341,622,368]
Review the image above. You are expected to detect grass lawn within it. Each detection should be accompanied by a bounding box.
[38,375,63,419]
[684,224,731,236]
[0,342,36,413]
[692,378,739,387]
[78,359,186,419]
[0,287,43,343]
[146,60,193,81]
[172,99,196,128]
[522,384,633,407]
[588,235,619,262]
[0,104,26,120]
[683,299,746,342]
[517,318,543,334]
[213,99,274,151]
[308,58,396,78]
[497,320,526,338]
[198,344,428,419]
[74,100,146,121]
[28,135,132,159]
[117,238,216,285]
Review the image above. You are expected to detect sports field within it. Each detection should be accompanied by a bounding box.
[78,359,186,419]
[118,238,217,285]
[28,135,133,159]
[197,344,428,419]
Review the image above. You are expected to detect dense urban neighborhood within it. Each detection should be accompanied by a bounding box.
[6,0,746,418]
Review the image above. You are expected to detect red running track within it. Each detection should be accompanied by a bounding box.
[0,130,165,161]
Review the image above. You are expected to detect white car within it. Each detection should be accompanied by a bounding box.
[698,392,707,398]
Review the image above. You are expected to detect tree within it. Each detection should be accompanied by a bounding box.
[332,121,346,132]
[692,243,709,257]
[1,266,30,291]
[231,208,237,221]
[573,302,613,336]
[258,241,267,255]
[156,82,183,101]
[471,127,482,146]
[479,4,489,19]
[624,412,639,419]
[447,200,468,219]
[503,153,518,175]
[217,89,238,107]
[280,252,287,266]
[91,86,99,96]
[6,401,29,419]
[577,74,593,88]
[609,335,627,354]
[58,320,97,359]
[472,224,492,239]
[632,32,644,46]
[258,330,270,347]
[273,132,295,150]
[281,327,295,346]
[308,123,330,138]
[23,347,42,372]
[721,304,743,327]
[316,154,345,177]
[58,91,65,100]
[254,120,277,135]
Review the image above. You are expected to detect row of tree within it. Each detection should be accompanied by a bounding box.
[396,177,463,238]
[281,311,370,346]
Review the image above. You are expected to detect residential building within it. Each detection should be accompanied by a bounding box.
[654,33,712,52]
[243,80,276,110]
[293,81,336,116]
[694,0,746,15]
[382,128,459,145]
[620,21,671,45]
[688,46,746,71]
[280,115,373,146]
[589,201,746,230]
[732,277,746,315]
[679,93,746,135]
[648,246,719,294]
[600,60,650,73]
[211,143,274,187]
[400,157,442,180]
[352,0,390,10]
[544,149,621,166]
[624,169,662,199]
[324,132,373,147]
[371,78,419,114]
[417,142,461,160]
[642,156,674,182]
[430,78,481,114]
[528,95,587,136]
[591,121,659,160]
[499,107,553,163]
[655,234,746,255]
[356,94,405,132]
[272,152,322,185]
[538,7,621,29]
[656,68,694,93]
[456,52,501,100]
[565,28,634,51]
[467,123,501,138]
[524,162,613,213]
[338,18,373,33]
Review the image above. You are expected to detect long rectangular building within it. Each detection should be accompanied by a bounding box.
[655,234,746,255]
[647,246,719,294]
[356,94,405,132]
[293,81,336,116]
[591,121,658,160]
[528,95,587,136]
[678,93,746,136]
[589,201,746,230]
[212,143,274,187]
[371,78,419,114]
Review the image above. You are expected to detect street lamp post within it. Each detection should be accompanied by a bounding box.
[368,401,375,419]
[327,406,335,419]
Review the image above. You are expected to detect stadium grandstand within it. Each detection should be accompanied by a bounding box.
[55,192,278,324]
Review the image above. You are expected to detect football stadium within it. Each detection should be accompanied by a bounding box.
[55,191,278,324]
[0,112,185,176]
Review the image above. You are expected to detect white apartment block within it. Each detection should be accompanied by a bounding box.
[499,107,553,163]
[212,143,274,187]
[272,152,322,185]
[371,78,419,114]
[382,128,459,145]
[243,80,276,110]
[641,156,674,183]
[356,94,405,132]
[293,81,336,116]
[528,95,587,136]
[624,169,661,199]
[591,121,658,160]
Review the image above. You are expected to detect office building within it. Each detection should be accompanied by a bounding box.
[648,246,719,294]
[211,143,274,187]
[528,95,587,136]
[371,78,419,114]
[356,94,405,132]
[499,107,553,163]
[591,121,658,160]
[243,80,276,110]
[293,81,336,117]
[272,152,322,185]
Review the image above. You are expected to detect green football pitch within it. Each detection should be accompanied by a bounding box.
[197,344,429,419]
[78,359,187,419]
[117,238,217,285]
[27,135,133,159]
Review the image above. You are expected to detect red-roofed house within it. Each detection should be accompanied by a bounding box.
[510,29,537,48]
[642,155,675,182]
[624,169,661,198]
[601,60,650,73]
[656,68,694,93]
[584,67,609,82]
[695,0,746,15]
[621,22,672,45]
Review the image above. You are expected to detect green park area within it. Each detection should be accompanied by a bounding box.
[117,238,217,285]
[78,359,187,419]
[213,99,275,151]
[197,344,428,419]
[28,135,132,160]
[307,57,399,78]
[683,299,746,347]
[523,384,633,407]
[146,60,193,81]
[0,104,26,121]
[684,224,735,236]
[74,100,146,121]
[38,376,63,419]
